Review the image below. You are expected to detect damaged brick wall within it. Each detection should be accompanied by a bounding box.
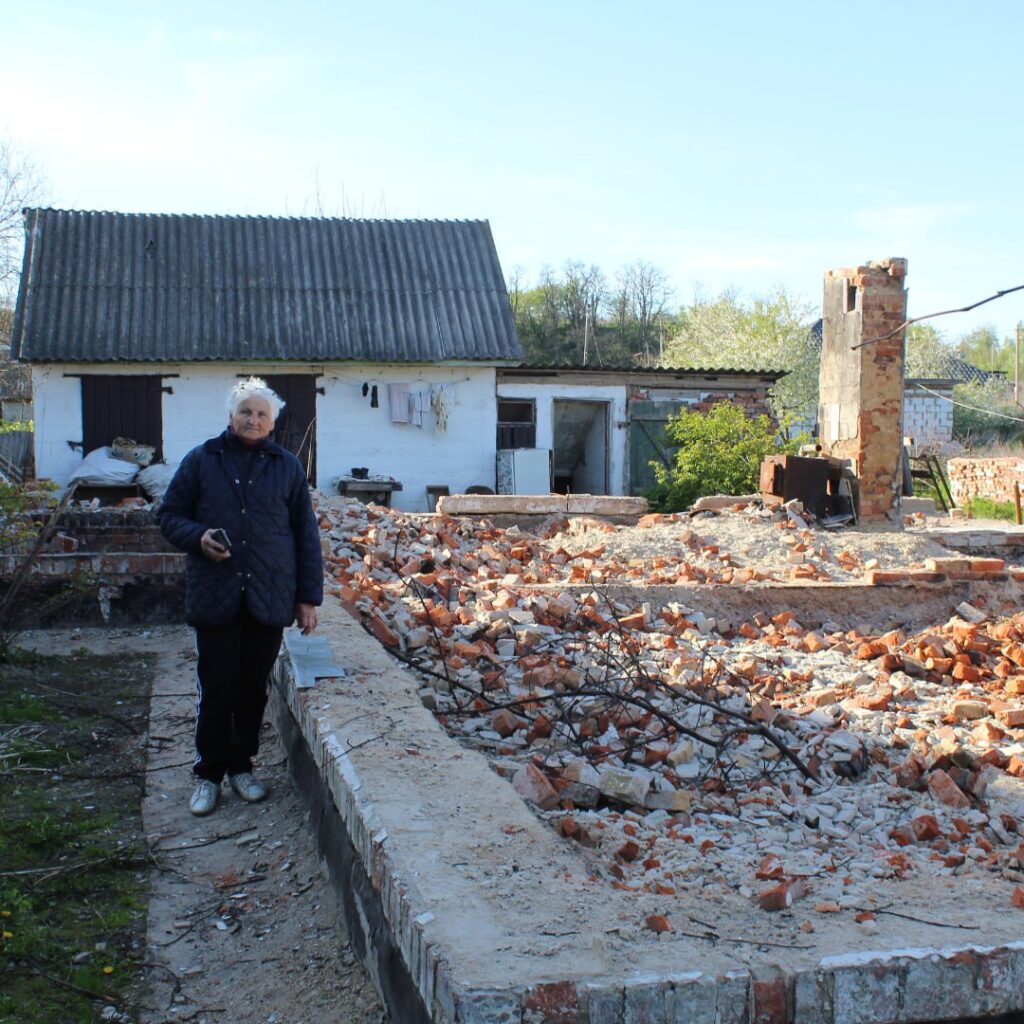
[818,258,908,524]
[948,457,1024,506]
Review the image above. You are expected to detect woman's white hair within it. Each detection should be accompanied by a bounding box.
[227,377,285,421]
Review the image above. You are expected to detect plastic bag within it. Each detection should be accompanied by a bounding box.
[137,462,178,504]
[68,447,140,486]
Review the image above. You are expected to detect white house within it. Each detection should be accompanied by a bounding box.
[13,209,787,509]
[12,210,521,512]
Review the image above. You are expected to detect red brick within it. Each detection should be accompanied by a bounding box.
[644,914,672,933]
[755,855,785,880]
[752,968,789,1024]
[951,663,983,683]
[889,825,916,847]
[911,814,942,842]
[894,754,926,788]
[759,877,808,911]
[970,558,1006,573]
[366,614,399,647]
[523,982,580,1023]
[616,839,641,862]
[512,764,559,810]
[637,513,665,528]
[927,769,972,809]
[491,708,527,737]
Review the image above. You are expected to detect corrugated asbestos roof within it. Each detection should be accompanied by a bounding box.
[504,362,787,379]
[11,209,523,364]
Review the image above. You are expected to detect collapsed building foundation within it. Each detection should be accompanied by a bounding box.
[268,589,1024,1024]
[8,496,1024,1022]
[259,497,1024,1024]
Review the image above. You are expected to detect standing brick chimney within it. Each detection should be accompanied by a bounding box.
[818,258,908,525]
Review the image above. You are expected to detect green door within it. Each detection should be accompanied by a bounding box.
[628,400,685,495]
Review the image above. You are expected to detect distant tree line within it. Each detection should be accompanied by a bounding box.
[510,261,1023,439]
[508,259,675,367]
[508,261,819,427]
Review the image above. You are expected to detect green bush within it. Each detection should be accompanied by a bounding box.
[648,402,803,512]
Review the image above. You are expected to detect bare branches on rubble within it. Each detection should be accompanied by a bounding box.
[350,525,819,796]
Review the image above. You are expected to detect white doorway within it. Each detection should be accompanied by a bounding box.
[552,400,609,494]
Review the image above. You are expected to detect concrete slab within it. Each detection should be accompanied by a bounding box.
[270,598,1024,1024]
[437,494,648,517]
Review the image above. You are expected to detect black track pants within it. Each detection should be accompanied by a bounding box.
[193,603,284,782]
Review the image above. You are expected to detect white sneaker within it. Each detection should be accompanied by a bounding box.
[228,772,268,803]
[189,779,220,816]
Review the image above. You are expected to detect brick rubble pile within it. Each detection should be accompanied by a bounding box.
[315,497,1024,923]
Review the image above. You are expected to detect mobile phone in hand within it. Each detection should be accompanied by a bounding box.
[210,528,232,550]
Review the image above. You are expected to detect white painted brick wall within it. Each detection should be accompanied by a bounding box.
[33,362,498,513]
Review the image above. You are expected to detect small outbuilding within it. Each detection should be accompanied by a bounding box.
[12,209,522,510]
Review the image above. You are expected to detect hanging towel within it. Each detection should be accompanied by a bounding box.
[389,383,412,423]
[410,388,429,428]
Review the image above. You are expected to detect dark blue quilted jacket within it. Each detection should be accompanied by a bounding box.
[159,431,323,628]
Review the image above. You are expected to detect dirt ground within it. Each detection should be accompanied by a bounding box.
[15,626,385,1024]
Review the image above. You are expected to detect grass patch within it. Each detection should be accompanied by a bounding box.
[0,651,154,1023]
[964,496,1021,523]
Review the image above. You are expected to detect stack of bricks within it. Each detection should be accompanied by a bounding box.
[818,258,908,524]
[948,457,1024,506]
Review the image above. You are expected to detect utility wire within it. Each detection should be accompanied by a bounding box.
[910,381,1024,424]
[851,284,1024,350]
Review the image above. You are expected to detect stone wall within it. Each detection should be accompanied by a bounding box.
[818,258,908,524]
[948,457,1024,506]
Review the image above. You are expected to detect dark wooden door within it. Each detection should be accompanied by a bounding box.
[263,375,318,485]
[628,399,684,495]
[81,376,164,460]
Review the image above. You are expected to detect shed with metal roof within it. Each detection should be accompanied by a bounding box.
[12,209,522,365]
[16,209,526,505]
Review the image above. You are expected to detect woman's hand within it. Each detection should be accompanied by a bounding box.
[200,529,232,562]
[295,603,318,635]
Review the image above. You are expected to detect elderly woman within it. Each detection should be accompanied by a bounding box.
[160,377,323,816]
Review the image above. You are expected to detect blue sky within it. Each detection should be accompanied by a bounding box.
[2,0,1022,340]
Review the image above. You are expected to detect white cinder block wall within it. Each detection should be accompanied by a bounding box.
[903,391,954,447]
[33,362,499,513]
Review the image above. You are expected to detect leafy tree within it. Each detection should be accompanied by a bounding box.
[615,260,673,364]
[649,401,802,512]
[904,323,957,378]
[509,259,675,367]
[955,324,1014,376]
[663,288,818,428]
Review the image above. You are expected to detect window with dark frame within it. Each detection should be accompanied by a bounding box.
[497,399,536,449]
